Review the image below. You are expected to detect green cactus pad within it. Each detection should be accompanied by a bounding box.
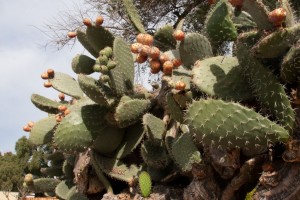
[281,0,296,28]
[153,25,177,52]
[113,37,135,90]
[29,115,57,145]
[115,98,151,128]
[66,188,89,200]
[89,153,113,194]
[77,74,116,107]
[54,104,108,152]
[179,33,213,68]
[92,125,125,155]
[252,24,300,58]
[123,0,145,33]
[91,151,139,183]
[143,113,165,143]
[166,93,184,123]
[232,10,257,32]
[76,29,98,58]
[55,180,74,200]
[171,133,202,172]
[49,72,84,99]
[281,41,300,83]
[86,25,115,53]
[241,0,273,30]
[237,42,295,133]
[204,0,238,42]
[31,94,61,114]
[139,171,152,198]
[71,54,95,75]
[107,66,126,97]
[113,123,145,159]
[191,56,252,101]
[185,99,290,150]
[172,66,192,90]
[141,140,171,169]
[62,160,74,180]
[29,178,60,193]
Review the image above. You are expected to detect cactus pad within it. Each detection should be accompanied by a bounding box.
[72,54,95,75]
[115,98,151,128]
[31,94,61,114]
[54,104,108,152]
[143,113,165,143]
[191,56,252,101]
[29,115,57,145]
[139,171,152,198]
[153,25,177,51]
[171,133,202,172]
[91,151,139,183]
[185,99,290,151]
[179,33,213,68]
[113,37,135,90]
[86,25,115,53]
[204,0,238,42]
[123,0,145,33]
[76,29,98,58]
[92,125,125,155]
[49,72,84,99]
[77,74,116,107]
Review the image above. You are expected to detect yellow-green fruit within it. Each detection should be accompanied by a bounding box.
[24,173,34,185]
[139,171,152,198]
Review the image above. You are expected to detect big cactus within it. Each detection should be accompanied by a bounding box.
[22,0,300,199]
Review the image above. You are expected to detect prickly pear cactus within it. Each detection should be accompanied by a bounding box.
[22,0,300,199]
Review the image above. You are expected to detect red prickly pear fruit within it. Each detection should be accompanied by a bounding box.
[142,34,154,46]
[47,69,55,78]
[135,54,148,63]
[131,43,142,54]
[64,109,71,116]
[67,31,77,38]
[136,33,146,43]
[159,54,170,64]
[149,47,160,59]
[27,121,34,128]
[150,60,161,74]
[163,61,174,75]
[58,93,65,101]
[95,16,104,26]
[58,105,67,112]
[139,45,151,56]
[268,8,287,26]
[172,58,182,68]
[23,125,31,132]
[44,81,52,88]
[41,72,49,80]
[55,114,63,122]
[175,81,186,91]
[83,18,92,27]
[173,30,185,41]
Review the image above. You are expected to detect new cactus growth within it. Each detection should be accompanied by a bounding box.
[138,171,152,197]
[22,0,300,199]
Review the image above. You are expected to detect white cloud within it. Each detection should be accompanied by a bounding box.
[0,0,87,153]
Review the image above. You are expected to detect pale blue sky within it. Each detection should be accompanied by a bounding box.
[0,0,86,153]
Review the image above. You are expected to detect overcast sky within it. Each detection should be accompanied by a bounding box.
[0,0,87,153]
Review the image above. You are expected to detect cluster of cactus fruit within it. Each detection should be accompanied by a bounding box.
[22,0,300,199]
